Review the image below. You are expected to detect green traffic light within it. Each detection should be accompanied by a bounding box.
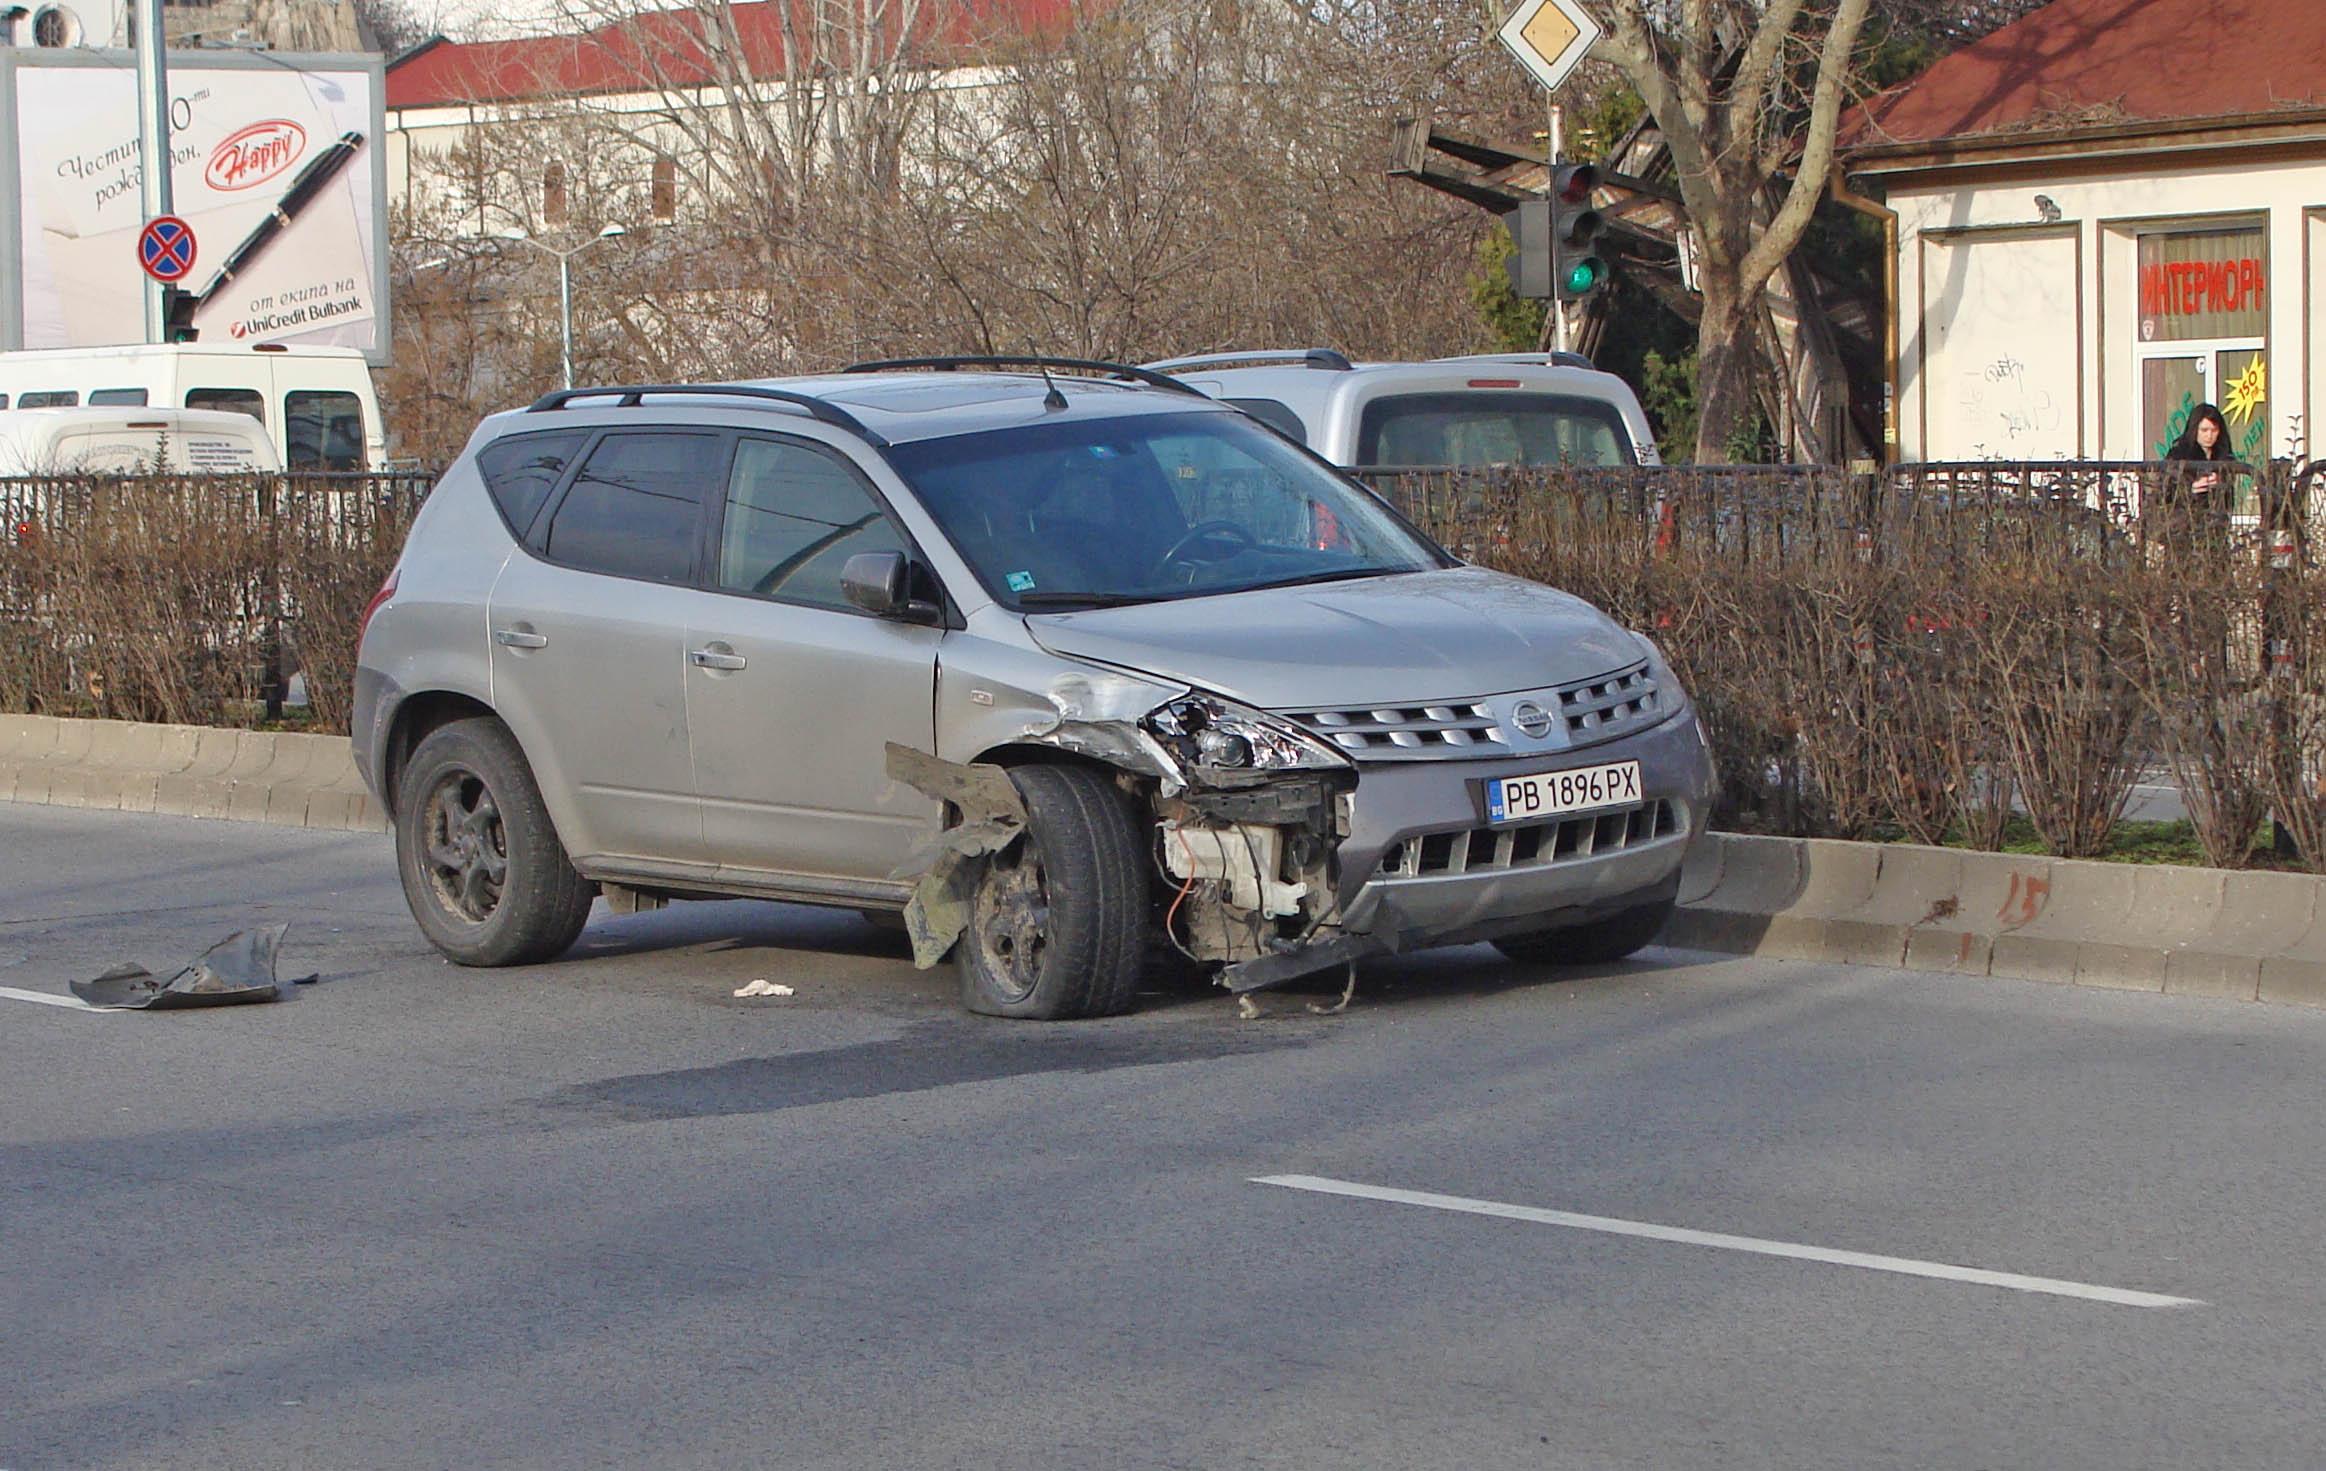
[1563,258,1604,294]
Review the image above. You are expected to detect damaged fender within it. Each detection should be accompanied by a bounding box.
[885,744,1030,969]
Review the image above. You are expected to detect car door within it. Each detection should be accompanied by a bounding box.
[487,429,723,865]
[685,432,941,882]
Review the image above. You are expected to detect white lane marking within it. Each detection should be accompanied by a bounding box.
[1254,1175,2202,1310]
[0,985,114,1013]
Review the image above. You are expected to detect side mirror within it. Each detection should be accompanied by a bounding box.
[841,550,939,622]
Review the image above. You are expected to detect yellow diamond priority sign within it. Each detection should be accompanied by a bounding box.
[1497,0,1603,93]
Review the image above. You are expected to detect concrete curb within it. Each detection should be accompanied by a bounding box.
[0,714,386,834]
[1676,831,2326,1009]
[6,716,2325,1009]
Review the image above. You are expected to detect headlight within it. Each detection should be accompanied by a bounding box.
[1145,693,1349,773]
[1636,634,1690,714]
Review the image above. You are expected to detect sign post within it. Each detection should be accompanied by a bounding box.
[133,0,173,343]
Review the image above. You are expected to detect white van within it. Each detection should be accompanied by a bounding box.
[0,407,282,475]
[0,344,382,470]
[1143,349,1663,468]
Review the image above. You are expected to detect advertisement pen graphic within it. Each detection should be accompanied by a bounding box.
[182,130,367,309]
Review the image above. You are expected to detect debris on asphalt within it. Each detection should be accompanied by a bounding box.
[1306,964,1360,1016]
[71,923,297,1010]
[733,979,795,998]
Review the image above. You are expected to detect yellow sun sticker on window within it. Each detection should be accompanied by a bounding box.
[2224,356,2267,427]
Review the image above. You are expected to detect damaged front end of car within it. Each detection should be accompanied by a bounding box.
[886,676,1369,997]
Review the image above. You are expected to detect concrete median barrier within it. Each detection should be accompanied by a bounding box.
[1,714,382,833]
[10,716,2326,1011]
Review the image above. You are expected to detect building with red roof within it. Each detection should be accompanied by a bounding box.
[384,0,1083,232]
[1840,0,2326,466]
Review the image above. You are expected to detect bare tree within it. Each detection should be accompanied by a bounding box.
[1595,0,1874,462]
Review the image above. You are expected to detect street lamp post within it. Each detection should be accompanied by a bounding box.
[499,224,628,390]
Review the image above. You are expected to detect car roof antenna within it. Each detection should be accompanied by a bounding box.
[1030,351,1068,411]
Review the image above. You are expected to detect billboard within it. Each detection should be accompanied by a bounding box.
[0,49,388,362]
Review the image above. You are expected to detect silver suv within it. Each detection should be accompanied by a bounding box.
[352,357,1713,1019]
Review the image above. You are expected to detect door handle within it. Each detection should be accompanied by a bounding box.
[689,646,748,671]
[493,628,549,649]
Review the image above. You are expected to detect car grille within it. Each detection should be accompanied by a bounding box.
[1288,661,1663,761]
[1375,799,1680,880]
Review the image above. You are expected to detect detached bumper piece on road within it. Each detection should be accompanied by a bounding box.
[70,923,307,1010]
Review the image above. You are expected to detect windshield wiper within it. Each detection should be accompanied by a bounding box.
[1246,567,1400,592]
[1013,591,1163,609]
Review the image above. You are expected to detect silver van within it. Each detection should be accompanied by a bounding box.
[1143,350,1661,468]
[352,359,1712,1018]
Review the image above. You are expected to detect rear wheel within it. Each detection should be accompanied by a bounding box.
[395,717,595,967]
[958,764,1146,1019]
[1492,895,1675,966]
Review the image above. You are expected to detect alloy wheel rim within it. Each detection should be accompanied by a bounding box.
[973,838,1050,1003]
[420,769,508,924]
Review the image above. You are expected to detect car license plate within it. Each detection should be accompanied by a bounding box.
[1486,760,1643,825]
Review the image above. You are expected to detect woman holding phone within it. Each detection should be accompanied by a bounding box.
[2157,402,2236,551]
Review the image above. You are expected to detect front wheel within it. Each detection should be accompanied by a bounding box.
[1492,895,1675,966]
[394,717,596,967]
[958,763,1146,1019]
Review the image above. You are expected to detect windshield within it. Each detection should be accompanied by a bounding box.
[884,410,1450,610]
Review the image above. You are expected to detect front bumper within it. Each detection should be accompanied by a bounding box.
[1332,707,1713,951]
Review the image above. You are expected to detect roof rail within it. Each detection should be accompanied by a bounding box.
[843,355,1206,398]
[526,383,887,447]
[1141,348,1355,374]
[1433,351,1597,370]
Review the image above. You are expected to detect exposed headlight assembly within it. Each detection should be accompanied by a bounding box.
[1144,694,1349,773]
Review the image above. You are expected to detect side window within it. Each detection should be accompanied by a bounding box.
[1223,397,1308,445]
[543,431,719,584]
[19,390,77,408]
[186,387,265,424]
[285,390,366,471]
[716,437,906,608]
[0,394,10,409]
[88,388,149,406]
[476,431,587,537]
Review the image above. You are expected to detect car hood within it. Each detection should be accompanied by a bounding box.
[1022,566,1646,709]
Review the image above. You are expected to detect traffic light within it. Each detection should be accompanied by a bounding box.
[163,286,200,343]
[1502,197,1550,300]
[1549,162,1607,302]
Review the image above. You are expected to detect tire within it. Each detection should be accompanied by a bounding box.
[958,763,1147,1019]
[1492,894,1676,966]
[394,716,596,967]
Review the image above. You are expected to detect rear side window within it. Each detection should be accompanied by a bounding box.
[286,390,365,471]
[186,387,265,424]
[20,390,76,408]
[543,431,720,584]
[1357,392,1636,468]
[715,437,906,609]
[476,431,587,537]
[88,388,148,406]
[1224,397,1307,445]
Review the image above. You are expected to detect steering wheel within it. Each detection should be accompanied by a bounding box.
[1152,519,1257,576]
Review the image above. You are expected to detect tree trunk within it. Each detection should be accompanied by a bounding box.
[1692,288,1755,464]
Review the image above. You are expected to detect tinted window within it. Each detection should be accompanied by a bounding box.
[1357,392,1635,467]
[477,431,586,537]
[1224,397,1307,445]
[286,390,365,471]
[186,387,265,424]
[88,388,148,406]
[716,438,906,608]
[20,390,77,408]
[544,432,718,583]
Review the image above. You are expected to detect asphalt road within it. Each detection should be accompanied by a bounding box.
[6,804,2326,1470]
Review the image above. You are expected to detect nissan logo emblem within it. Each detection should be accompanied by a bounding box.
[1510,700,1554,740]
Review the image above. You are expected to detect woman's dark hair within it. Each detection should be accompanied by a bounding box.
[2167,403,2234,461]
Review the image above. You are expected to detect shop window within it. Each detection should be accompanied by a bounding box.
[2136,224,2270,469]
